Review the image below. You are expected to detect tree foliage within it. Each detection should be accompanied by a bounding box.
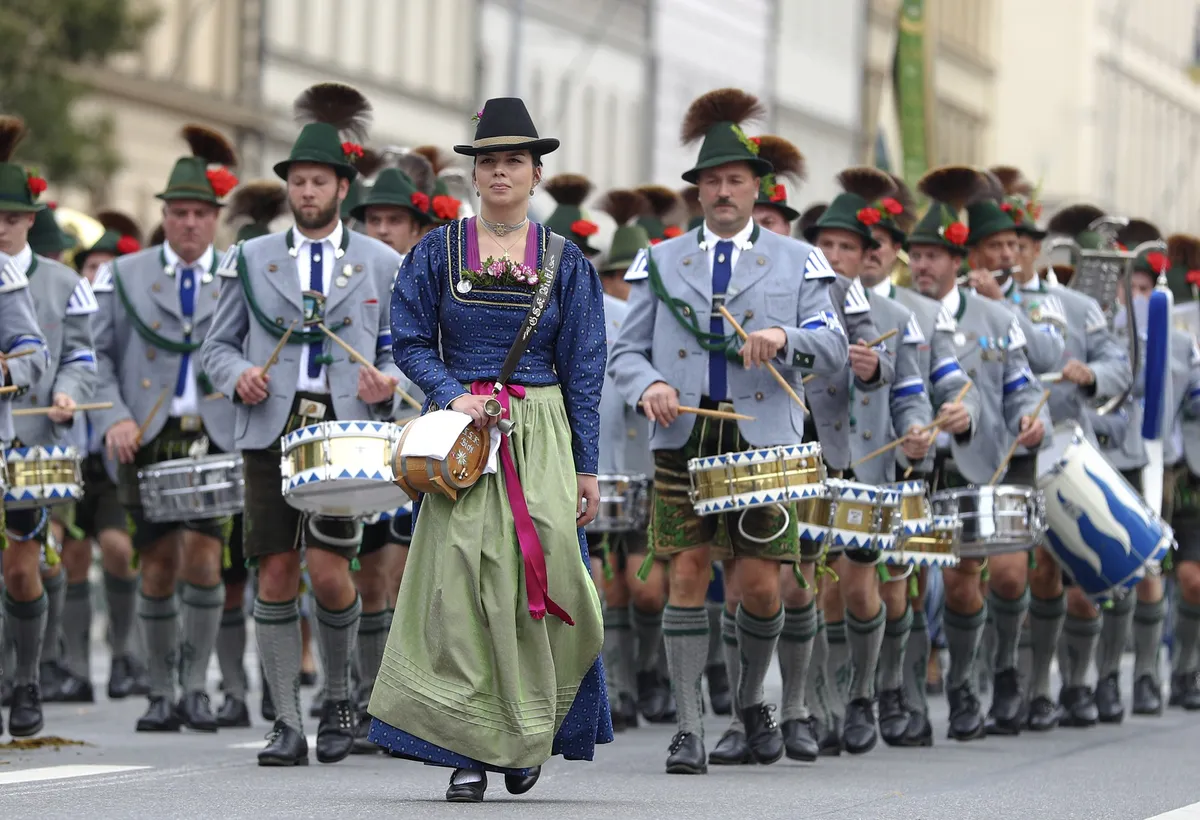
[0,1,159,191]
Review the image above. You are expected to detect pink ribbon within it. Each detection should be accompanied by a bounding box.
[470,381,574,626]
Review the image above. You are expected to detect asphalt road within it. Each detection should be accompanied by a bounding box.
[1,649,1198,820]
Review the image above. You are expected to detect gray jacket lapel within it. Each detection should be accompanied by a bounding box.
[324,259,370,315]
[260,254,305,312]
[725,248,771,306]
[148,273,181,321]
[677,247,711,307]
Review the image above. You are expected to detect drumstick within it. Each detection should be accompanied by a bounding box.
[1039,372,1063,384]
[0,384,19,395]
[989,389,1052,486]
[800,329,900,385]
[716,305,807,413]
[638,402,756,422]
[261,320,298,378]
[902,381,973,479]
[317,323,421,410]
[850,415,950,470]
[0,348,37,361]
[134,387,172,446]
[13,402,114,417]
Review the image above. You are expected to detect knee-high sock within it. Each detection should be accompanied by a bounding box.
[736,604,784,709]
[721,607,743,732]
[138,590,178,698]
[3,591,47,685]
[356,608,391,702]
[705,600,724,669]
[1133,597,1166,683]
[39,571,66,666]
[217,606,248,700]
[988,587,1029,674]
[1172,598,1200,675]
[1029,593,1065,700]
[63,581,92,679]
[603,604,632,703]
[104,571,138,658]
[777,602,817,722]
[1063,613,1101,688]
[847,605,887,701]
[179,581,224,693]
[879,603,912,693]
[805,613,833,726]
[904,610,930,714]
[255,597,303,730]
[944,604,987,691]
[315,596,361,703]
[632,605,663,675]
[978,611,996,692]
[1018,615,1033,689]
[663,605,709,738]
[826,619,850,720]
[1097,593,1135,679]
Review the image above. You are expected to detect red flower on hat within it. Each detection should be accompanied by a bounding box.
[1188,270,1200,287]
[770,183,787,203]
[26,173,46,198]
[205,167,238,198]
[942,221,969,246]
[342,141,365,161]
[663,225,683,239]
[431,194,460,220]
[1116,242,1128,252]
[857,207,882,227]
[46,201,57,210]
[1145,251,1169,274]
[649,238,662,245]
[1000,201,1013,213]
[1029,201,1043,220]
[750,136,762,146]
[410,192,430,212]
[116,235,141,255]
[880,197,903,216]
[571,219,599,237]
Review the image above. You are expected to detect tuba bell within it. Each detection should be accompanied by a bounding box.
[56,207,106,270]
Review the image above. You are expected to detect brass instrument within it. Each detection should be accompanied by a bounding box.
[56,207,105,270]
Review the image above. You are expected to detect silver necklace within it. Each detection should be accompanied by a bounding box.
[479,214,529,238]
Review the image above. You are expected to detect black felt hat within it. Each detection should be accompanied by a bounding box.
[453,98,559,157]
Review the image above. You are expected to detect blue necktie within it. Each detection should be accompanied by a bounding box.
[174,267,195,398]
[307,242,324,379]
[709,240,734,401]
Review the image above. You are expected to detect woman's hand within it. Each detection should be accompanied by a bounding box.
[449,394,500,428]
[577,474,600,527]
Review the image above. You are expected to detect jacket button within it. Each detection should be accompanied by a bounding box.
[276,317,285,326]
[151,321,161,330]
[863,430,873,441]
[28,394,36,405]
[682,258,691,266]
[827,386,837,396]
[681,306,691,317]
[744,310,755,319]
[757,257,766,266]
[141,378,151,389]
[862,396,870,406]
[755,391,764,401]
[678,349,687,358]
[968,368,976,379]
[146,349,156,361]
[342,317,352,326]
[834,421,842,431]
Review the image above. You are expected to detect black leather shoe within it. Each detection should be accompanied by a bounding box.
[637,671,673,723]
[1169,673,1185,707]
[1179,671,1200,711]
[8,684,43,737]
[618,692,638,729]
[39,661,67,702]
[708,728,752,764]
[258,720,309,766]
[136,695,182,732]
[1095,673,1124,724]
[446,770,486,802]
[217,696,252,728]
[986,668,1025,736]
[817,714,843,756]
[56,673,95,703]
[842,698,878,755]
[1059,685,1099,727]
[177,691,219,732]
[299,670,318,687]
[741,703,784,764]
[1132,674,1163,716]
[125,657,151,697]
[1026,696,1060,731]
[901,710,933,747]
[665,731,707,774]
[316,699,356,763]
[706,664,732,716]
[947,683,985,741]
[260,683,277,722]
[504,765,540,795]
[781,718,818,761]
[878,689,909,747]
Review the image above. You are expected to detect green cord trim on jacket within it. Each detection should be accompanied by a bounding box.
[112,261,202,355]
[645,248,741,361]
[235,246,326,345]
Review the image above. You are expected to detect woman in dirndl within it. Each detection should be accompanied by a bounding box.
[366,98,612,802]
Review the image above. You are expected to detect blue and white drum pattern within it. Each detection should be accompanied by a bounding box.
[884,480,933,543]
[3,445,83,508]
[884,514,961,569]
[280,421,408,517]
[687,443,825,517]
[825,479,899,552]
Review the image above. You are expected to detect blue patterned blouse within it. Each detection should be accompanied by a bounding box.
[390,218,606,474]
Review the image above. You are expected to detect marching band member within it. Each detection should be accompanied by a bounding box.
[411,145,464,232]
[610,88,848,773]
[805,167,934,755]
[57,211,144,704]
[909,166,1047,741]
[27,205,74,260]
[861,184,982,748]
[366,97,611,802]
[92,125,239,733]
[201,83,402,765]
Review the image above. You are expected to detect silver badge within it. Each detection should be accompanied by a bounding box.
[201,273,213,285]
[336,276,349,288]
[343,264,353,277]
[953,332,966,347]
[457,279,472,294]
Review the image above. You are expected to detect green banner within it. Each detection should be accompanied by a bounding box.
[893,0,932,189]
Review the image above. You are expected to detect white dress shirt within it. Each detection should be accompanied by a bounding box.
[164,243,215,418]
[870,279,893,299]
[294,221,344,394]
[700,219,756,396]
[12,243,33,276]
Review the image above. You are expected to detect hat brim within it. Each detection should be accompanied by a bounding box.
[349,200,433,225]
[803,220,880,250]
[1015,224,1048,241]
[274,156,359,182]
[453,138,560,157]
[904,237,967,256]
[155,191,223,206]
[0,201,42,213]
[755,200,800,223]
[682,155,773,185]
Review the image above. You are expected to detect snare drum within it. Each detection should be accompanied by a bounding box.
[586,474,650,534]
[688,443,825,517]
[930,485,1044,559]
[885,514,961,568]
[1039,423,1173,599]
[885,480,933,546]
[826,479,896,552]
[138,453,245,523]
[3,445,83,509]
[280,421,408,517]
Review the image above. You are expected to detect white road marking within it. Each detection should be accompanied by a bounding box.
[1147,802,1200,819]
[0,765,149,786]
[227,735,318,750]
